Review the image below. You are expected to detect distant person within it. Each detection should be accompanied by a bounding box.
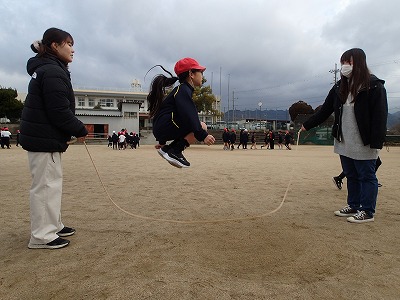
[242,129,249,149]
[260,130,269,149]
[147,57,215,168]
[135,133,140,147]
[118,132,126,150]
[20,28,88,249]
[1,127,12,149]
[111,131,118,149]
[229,128,236,150]
[236,129,244,149]
[269,130,275,149]
[222,128,230,150]
[284,131,292,150]
[301,48,387,223]
[250,132,257,149]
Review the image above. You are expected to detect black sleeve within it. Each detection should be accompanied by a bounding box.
[370,84,388,149]
[175,86,208,141]
[303,87,336,130]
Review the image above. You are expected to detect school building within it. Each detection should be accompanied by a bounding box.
[73,88,149,138]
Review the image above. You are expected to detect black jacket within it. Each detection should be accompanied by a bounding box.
[303,75,387,149]
[20,55,88,152]
[153,82,208,142]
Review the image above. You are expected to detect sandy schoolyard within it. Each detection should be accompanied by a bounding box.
[0,143,399,299]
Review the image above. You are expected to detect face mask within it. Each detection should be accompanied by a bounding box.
[341,64,353,78]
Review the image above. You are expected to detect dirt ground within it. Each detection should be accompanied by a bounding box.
[1,142,399,300]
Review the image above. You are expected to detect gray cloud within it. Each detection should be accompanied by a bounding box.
[1,0,399,112]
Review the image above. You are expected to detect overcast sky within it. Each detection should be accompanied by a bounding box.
[1,0,399,113]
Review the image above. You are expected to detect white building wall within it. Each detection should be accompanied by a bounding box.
[74,89,144,136]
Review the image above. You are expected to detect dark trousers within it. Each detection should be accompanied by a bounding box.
[340,155,378,215]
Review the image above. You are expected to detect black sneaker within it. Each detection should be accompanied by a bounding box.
[165,149,190,168]
[332,176,343,190]
[334,205,358,217]
[28,237,70,249]
[57,226,76,237]
[347,210,374,223]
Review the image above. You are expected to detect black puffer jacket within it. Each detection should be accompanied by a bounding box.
[20,55,88,152]
[303,75,387,149]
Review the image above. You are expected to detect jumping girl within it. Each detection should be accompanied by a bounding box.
[147,57,215,168]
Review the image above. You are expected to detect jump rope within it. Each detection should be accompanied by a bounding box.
[81,129,303,224]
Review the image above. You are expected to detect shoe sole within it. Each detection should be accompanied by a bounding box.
[164,154,189,168]
[57,231,75,237]
[347,216,374,223]
[334,211,357,217]
[157,149,183,168]
[28,241,70,249]
[332,178,342,190]
[157,148,167,158]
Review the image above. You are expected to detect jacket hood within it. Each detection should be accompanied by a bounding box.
[370,74,385,85]
[26,55,69,76]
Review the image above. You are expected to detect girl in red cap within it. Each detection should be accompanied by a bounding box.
[147,57,215,168]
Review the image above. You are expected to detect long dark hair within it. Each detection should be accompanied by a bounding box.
[339,48,370,103]
[31,27,74,64]
[146,65,190,118]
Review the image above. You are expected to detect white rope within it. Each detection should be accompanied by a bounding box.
[83,130,301,224]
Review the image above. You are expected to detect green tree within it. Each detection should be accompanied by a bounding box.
[0,86,24,122]
[288,100,314,122]
[192,77,221,117]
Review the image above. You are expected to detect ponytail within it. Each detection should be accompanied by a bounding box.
[30,40,41,53]
[146,65,180,118]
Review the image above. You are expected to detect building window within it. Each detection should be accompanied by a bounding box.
[88,98,95,107]
[124,112,137,118]
[99,98,114,107]
[78,97,85,107]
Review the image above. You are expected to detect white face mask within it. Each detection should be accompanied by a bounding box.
[341,64,353,78]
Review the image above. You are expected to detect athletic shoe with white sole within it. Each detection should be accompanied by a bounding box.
[158,139,190,168]
[28,237,70,249]
[334,205,358,217]
[347,210,374,223]
[57,226,76,237]
[157,144,184,168]
[165,149,190,168]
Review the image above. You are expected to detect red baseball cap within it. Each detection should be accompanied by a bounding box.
[174,57,206,76]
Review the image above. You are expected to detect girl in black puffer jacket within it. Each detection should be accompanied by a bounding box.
[21,28,88,250]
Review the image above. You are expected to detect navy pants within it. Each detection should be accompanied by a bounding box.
[340,155,378,215]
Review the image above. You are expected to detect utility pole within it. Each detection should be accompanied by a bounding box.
[232,90,235,126]
[232,90,238,127]
[219,67,222,123]
[329,63,340,84]
[227,74,230,124]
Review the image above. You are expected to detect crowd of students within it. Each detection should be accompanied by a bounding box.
[222,128,293,151]
[107,129,140,150]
